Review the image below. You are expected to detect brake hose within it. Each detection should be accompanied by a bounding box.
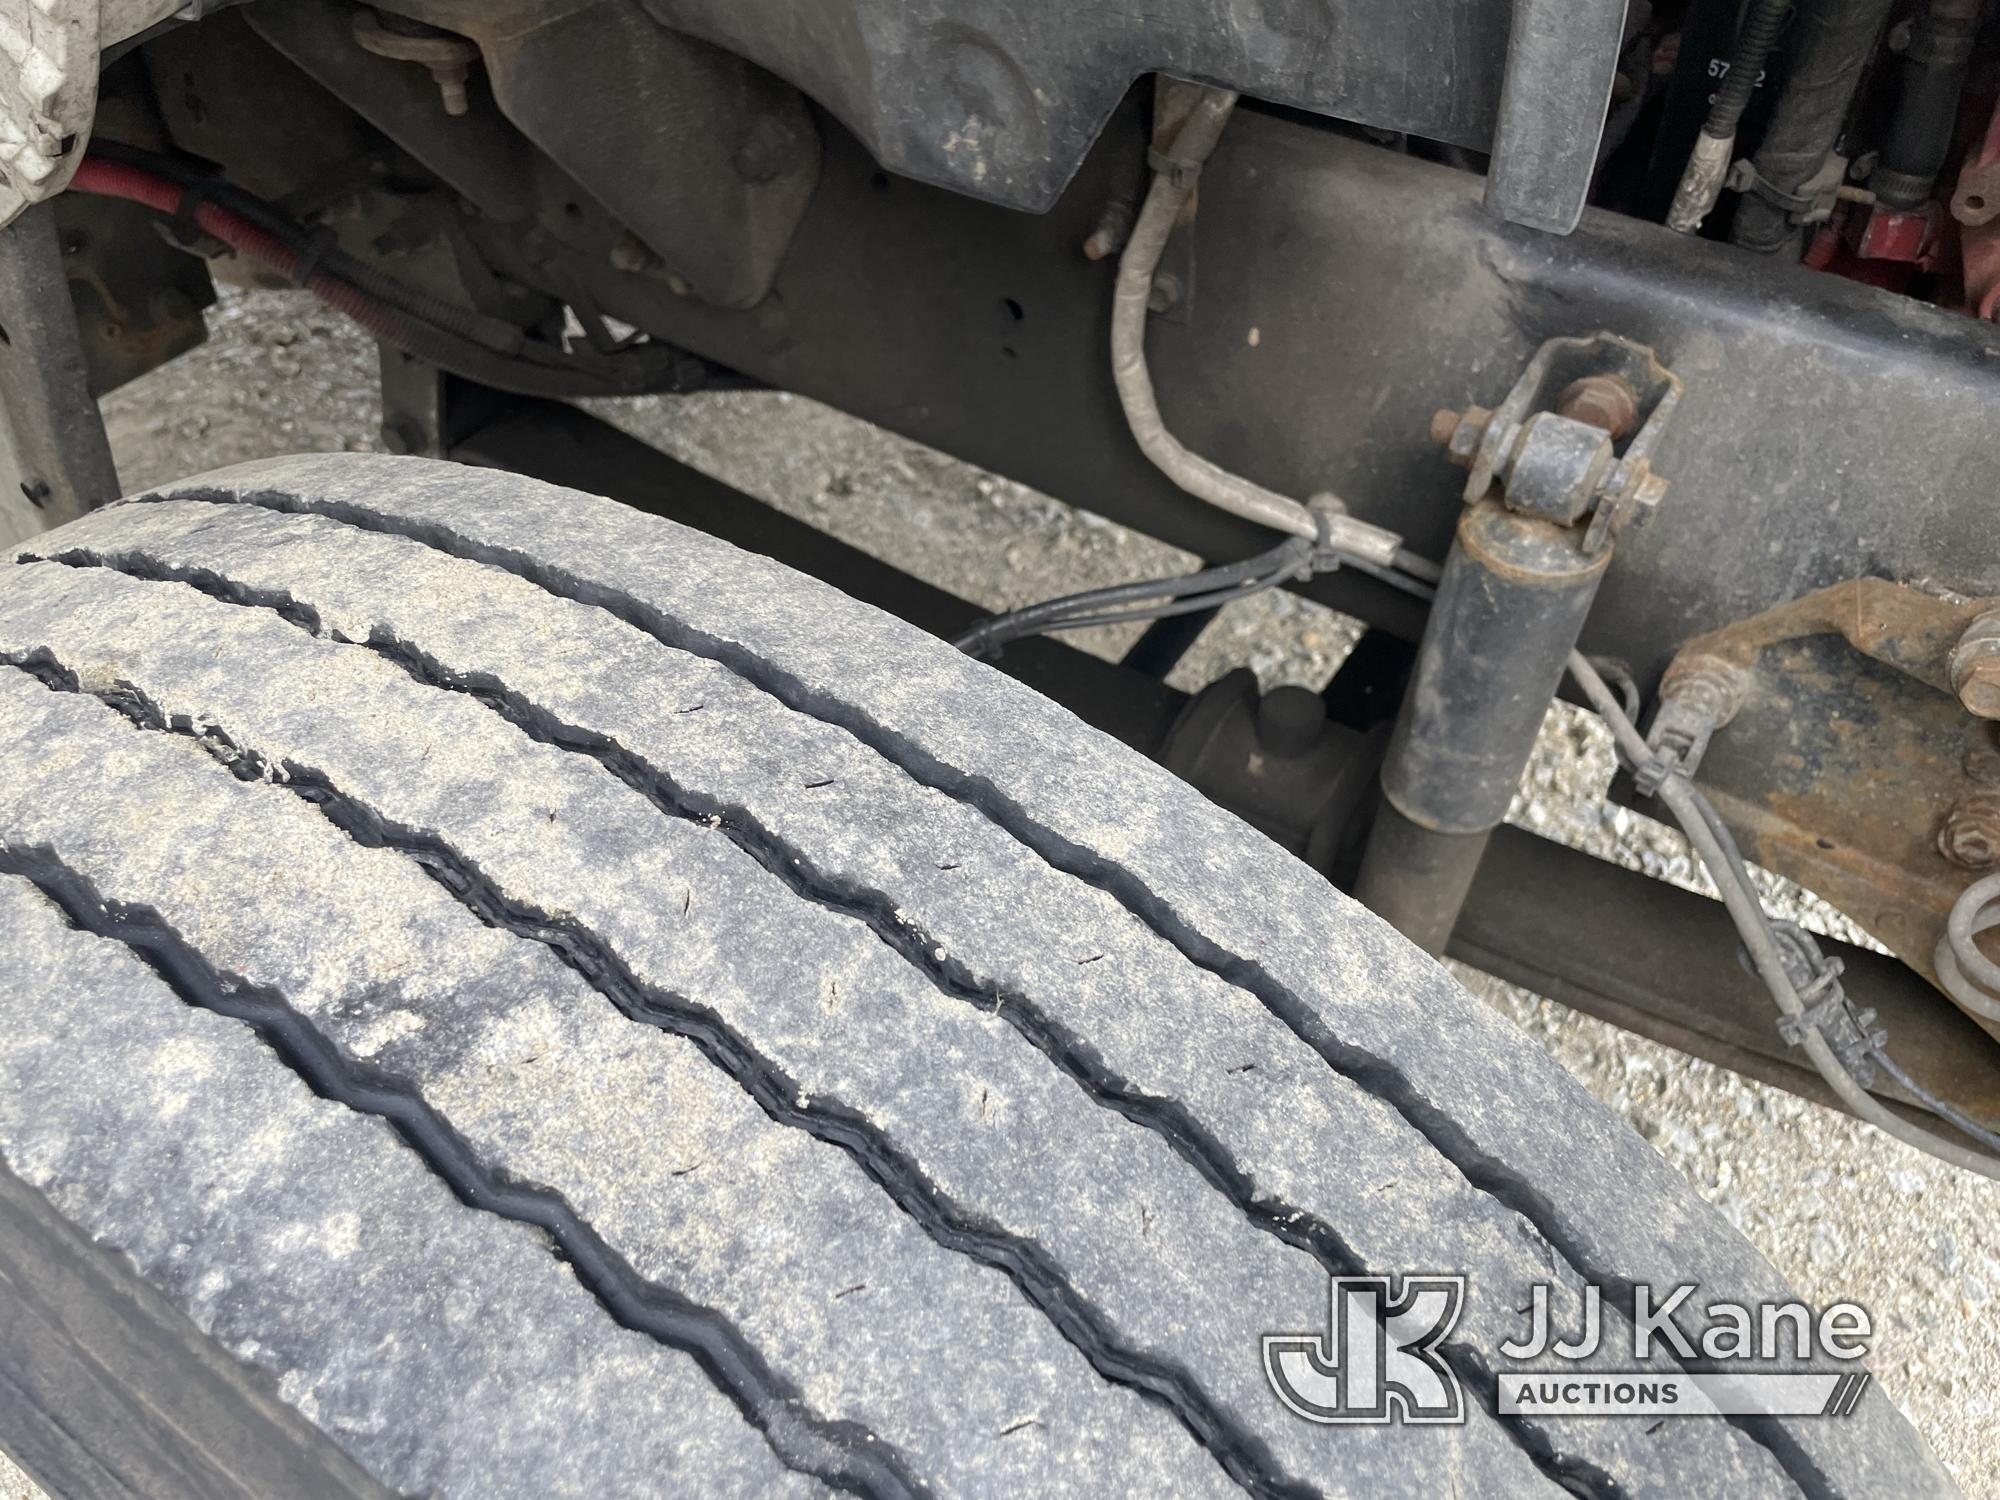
[1566,650,2000,1179]
[1110,88,1408,572]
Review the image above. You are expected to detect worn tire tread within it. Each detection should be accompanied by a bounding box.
[0,456,1958,1500]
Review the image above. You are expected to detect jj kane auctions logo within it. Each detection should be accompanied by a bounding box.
[1265,1276,1874,1423]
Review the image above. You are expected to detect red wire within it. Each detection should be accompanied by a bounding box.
[68,155,408,344]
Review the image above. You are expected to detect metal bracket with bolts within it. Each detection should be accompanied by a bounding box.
[352,9,481,117]
[1429,332,1683,555]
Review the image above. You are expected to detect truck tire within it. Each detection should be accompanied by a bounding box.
[0,454,1956,1500]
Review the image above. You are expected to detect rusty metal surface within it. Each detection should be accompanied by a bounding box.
[1663,579,2000,1041]
[1668,577,1993,697]
[1443,332,1681,549]
[51,190,213,397]
[1952,92,2000,318]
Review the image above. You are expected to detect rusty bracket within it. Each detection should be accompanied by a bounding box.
[1651,578,2000,1038]
[1430,332,1682,553]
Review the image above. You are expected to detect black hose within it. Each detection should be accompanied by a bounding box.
[951,538,1316,658]
[1731,0,1898,253]
[1666,0,1795,231]
[1872,0,1986,210]
[1712,0,1794,138]
[1874,1052,2000,1153]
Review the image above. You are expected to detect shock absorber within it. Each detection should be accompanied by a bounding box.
[1355,335,1682,953]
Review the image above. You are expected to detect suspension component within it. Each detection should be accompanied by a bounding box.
[1355,334,1682,952]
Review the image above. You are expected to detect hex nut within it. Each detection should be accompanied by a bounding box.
[1949,610,2000,720]
[1939,791,2000,868]
[1556,374,1639,438]
[1431,405,1492,468]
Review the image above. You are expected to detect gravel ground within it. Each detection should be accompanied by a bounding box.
[4,288,1995,1498]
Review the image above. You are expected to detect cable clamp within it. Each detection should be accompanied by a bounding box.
[1766,923,1886,1085]
[163,177,233,250]
[1777,993,1885,1089]
[288,226,340,289]
[1725,159,1821,220]
[1631,742,1684,798]
[1146,144,1205,192]
[1305,499,1351,575]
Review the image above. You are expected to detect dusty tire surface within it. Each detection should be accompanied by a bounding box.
[0,454,1957,1499]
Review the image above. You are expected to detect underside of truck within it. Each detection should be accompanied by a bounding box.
[0,1,1996,1496]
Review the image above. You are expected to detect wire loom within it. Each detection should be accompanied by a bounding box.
[68,143,731,401]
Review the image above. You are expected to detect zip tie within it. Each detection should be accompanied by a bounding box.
[1146,144,1205,192]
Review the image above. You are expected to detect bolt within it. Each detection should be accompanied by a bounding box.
[608,231,657,274]
[1429,405,1493,467]
[1556,374,1639,438]
[1147,271,1183,314]
[1658,653,1750,724]
[1606,459,1670,514]
[1082,199,1136,261]
[430,62,471,116]
[1949,609,2000,719]
[733,117,796,184]
[1939,790,2000,868]
[352,10,477,117]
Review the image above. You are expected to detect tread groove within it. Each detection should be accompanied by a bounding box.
[363,636,1615,1497]
[23,547,1619,1497]
[0,647,1308,1500]
[124,484,1838,1497]
[0,824,923,1500]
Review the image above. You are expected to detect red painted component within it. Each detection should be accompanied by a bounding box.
[1811,197,1942,302]
[67,156,413,343]
[1852,202,1942,265]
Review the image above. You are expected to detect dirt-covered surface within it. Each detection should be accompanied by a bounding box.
[4,288,1995,1497]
